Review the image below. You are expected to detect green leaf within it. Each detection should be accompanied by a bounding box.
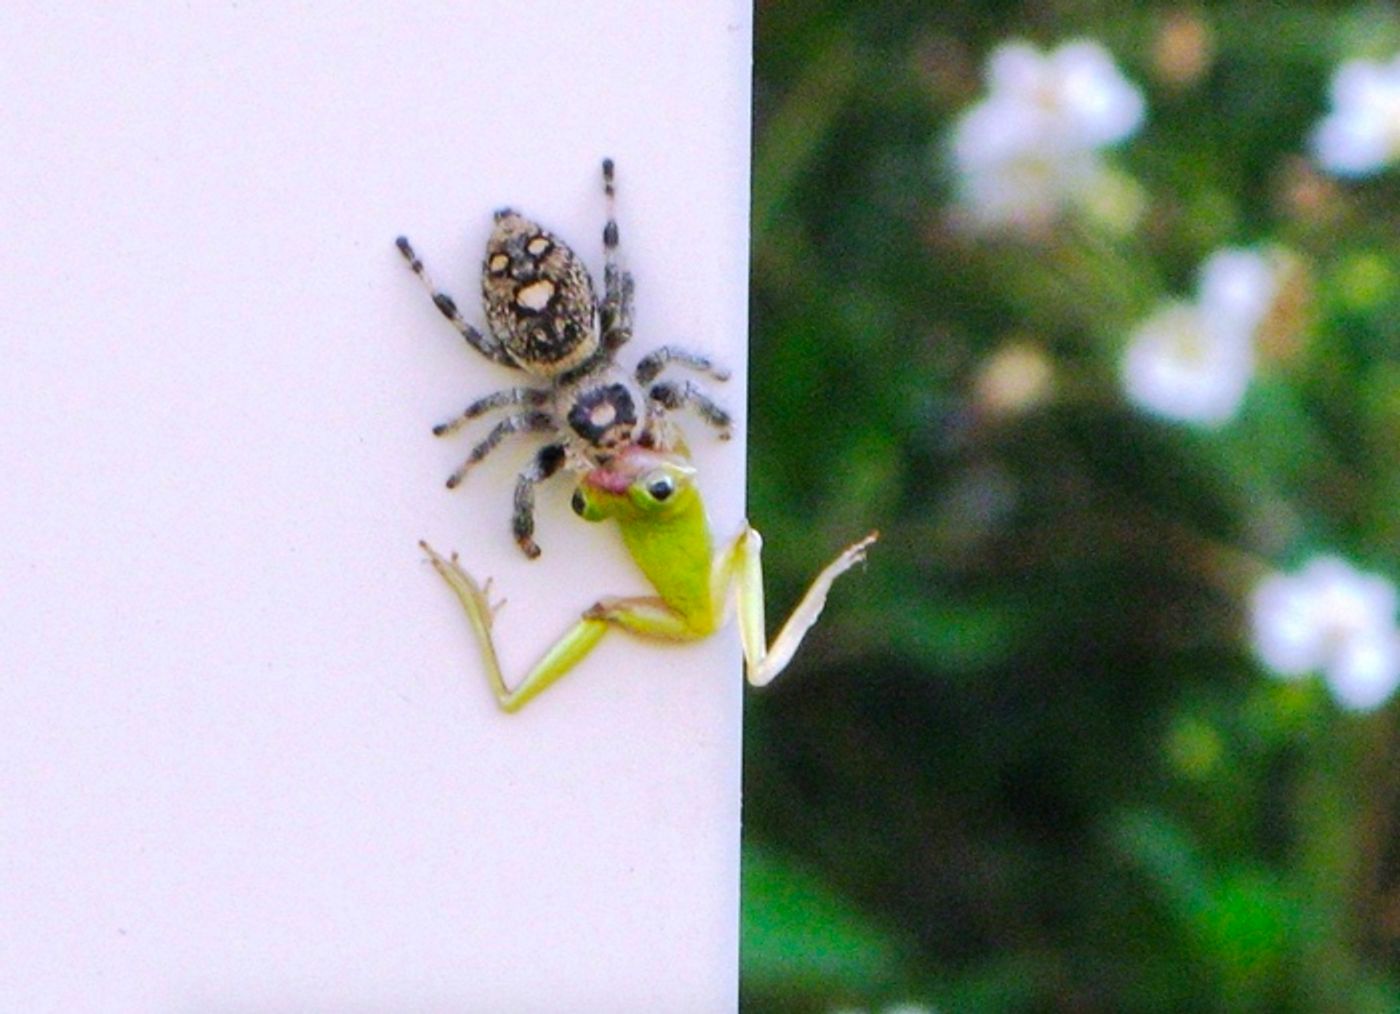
[742,844,905,995]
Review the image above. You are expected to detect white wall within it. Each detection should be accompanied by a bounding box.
[0,3,750,1009]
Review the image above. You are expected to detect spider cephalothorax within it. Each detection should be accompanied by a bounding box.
[566,381,640,455]
[398,159,731,558]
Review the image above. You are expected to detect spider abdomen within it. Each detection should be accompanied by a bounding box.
[482,210,600,377]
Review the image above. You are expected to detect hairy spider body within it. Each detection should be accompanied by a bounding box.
[398,160,730,558]
[481,210,601,377]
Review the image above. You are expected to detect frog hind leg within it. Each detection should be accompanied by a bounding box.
[421,542,696,713]
[715,527,878,688]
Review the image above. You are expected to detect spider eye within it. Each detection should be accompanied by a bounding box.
[646,475,675,502]
[571,489,587,516]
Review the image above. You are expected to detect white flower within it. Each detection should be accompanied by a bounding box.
[950,98,1104,229]
[1311,54,1400,177]
[984,40,1145,149]
[1251,556,1400,711]
[948,39,1145,230]
[1120,248,1279,426]
[1196,248,1281,339]
[1121,302,1253,425]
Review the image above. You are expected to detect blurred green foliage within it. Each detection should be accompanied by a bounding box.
[741,2,1400,1009]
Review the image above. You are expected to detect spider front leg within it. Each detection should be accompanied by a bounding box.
[599,158,634,352]
[432,386,552,438]
[511,443,567,559]
[420,544,699,712]
[714,526,878,687]
[443,411,553,489]
[634,346,731,386]
[649,380,734,439]
[397,235,518,368]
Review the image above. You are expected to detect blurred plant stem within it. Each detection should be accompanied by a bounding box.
[752,26,858,247]
[1294,708,1381,994]
[1357,709,1400,960]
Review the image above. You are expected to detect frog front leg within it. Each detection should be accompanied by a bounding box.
[712,526,878,688]
[421,541,700,713]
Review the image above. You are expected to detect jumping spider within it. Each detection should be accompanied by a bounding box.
[397,159,732,558]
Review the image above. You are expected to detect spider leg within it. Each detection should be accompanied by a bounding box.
[433,386,553,437]
[649,380,733,439]
[512,443,567,559]
[397,235,517,368]
[445,411,553,489]
[634,346,732,386]
[599,159,634,353]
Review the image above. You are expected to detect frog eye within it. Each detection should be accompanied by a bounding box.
[571,488,588,516]
[645,474,675,502]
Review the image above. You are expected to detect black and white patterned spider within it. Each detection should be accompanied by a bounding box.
[397,159,733,558]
